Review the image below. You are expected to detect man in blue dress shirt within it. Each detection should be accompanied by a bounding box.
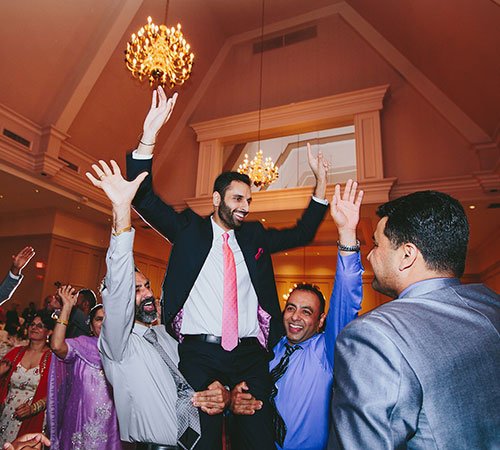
[231,180,364,450]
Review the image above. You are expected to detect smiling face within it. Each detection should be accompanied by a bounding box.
[135,271,157,324]
[213,181,252,231]
[283,290,326,345]
[28,316,51,342]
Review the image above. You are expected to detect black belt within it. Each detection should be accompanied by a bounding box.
[183,334,259,346]
[135,444,178,450]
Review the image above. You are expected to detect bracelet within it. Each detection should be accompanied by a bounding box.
[31,399,46,415]
[337,239,360,252]
[139,139,155,146]
[56,318,68,326]
[113,225,132,236]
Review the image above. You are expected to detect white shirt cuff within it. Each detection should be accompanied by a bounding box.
[8,271,20,280]
[312,195,329,206]
[132,150,153,160]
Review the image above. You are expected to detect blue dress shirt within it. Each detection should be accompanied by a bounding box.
[270,252,363,450]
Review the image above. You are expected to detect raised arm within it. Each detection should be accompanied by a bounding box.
[136,86,177,157]
[50,285,77,359]
[0,246,35,305]
[307,142,329,200]
[324,180,364,364]
[126,88,190,242]
[86,160,147,361]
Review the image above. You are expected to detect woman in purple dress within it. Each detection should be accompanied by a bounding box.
[47,285,123,450]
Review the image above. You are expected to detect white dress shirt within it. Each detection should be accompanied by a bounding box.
[180,218,260,338]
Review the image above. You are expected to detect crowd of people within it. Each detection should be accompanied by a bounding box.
[0,87,498,450]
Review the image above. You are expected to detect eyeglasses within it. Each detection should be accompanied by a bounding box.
[28,322,46,329]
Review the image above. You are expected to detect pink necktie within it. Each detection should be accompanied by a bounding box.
[221,232,238,351]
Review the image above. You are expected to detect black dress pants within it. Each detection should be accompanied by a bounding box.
[178,338,276,450]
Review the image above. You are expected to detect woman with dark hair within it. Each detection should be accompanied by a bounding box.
[47,285,122,450]
[0,311,54,442]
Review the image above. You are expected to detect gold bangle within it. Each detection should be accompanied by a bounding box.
[113,225,132,237]
[56,319,68,326]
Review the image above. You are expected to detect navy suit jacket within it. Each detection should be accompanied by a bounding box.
[329,278,500,450]
[127,153,328,349]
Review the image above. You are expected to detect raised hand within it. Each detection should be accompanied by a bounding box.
[142,86,178,144]
[307,143,329,199]
[86,160,148,208]
[10,247,35,276]
[57,285,77,309]
[330,179,363,232]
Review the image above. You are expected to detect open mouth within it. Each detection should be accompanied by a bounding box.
[233,211,247,222]
[142,300,155,312]
[288,323,303,333]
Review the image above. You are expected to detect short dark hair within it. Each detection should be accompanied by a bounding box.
[78,289,97,309]
[213,172,251,198]
[289,283,326,315]
[377,191,469,277]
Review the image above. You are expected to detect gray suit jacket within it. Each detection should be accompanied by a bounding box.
[0,272,22,306]
[329,278,500,450]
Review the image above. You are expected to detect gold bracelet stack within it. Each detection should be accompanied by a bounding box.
[56,318,68,326]
[31,399,46,415]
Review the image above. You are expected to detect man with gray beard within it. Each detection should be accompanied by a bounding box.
[91,159,229,450]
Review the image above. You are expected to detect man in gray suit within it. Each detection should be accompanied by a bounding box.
[329,190,500,449]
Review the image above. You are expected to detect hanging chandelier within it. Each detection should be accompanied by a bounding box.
[238,149,279,188]
[237,0,279,189]
[125,3,194,88]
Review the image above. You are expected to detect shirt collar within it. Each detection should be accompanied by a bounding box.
[398,277,460,299]
[133,321,151,337]
[210,215,235,241]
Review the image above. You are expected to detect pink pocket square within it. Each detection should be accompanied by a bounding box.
[255,248,264,260]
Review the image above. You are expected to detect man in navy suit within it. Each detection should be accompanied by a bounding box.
[329,191,500,449]
[127,87,329,449]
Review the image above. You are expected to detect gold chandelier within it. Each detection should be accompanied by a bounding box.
[237,0,278,189]
[238,150,279,188]
[125,5,194,88]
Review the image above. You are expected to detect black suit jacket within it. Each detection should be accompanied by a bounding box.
[127,153,328,349]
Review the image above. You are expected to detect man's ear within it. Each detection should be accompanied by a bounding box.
[213,191,221,208]
[318,312,326,330]
[399,243,418,271]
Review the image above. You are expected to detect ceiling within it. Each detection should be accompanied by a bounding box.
[0,0,499,255]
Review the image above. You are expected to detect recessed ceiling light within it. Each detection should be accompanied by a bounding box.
[77,205,81,210]
[284,252,288,256]
[261,218,266,222]
[0,195,3,199]
[34,189,40,193]
[469,205,476,210]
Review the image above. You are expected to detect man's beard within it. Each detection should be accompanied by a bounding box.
[135,297,158,324]
[218,197,246,230]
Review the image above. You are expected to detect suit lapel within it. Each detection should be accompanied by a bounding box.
[235,227,258,290]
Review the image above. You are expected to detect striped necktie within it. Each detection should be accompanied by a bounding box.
[221,232,238,351]
[143,327,201,450]
[270,343,301,446]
